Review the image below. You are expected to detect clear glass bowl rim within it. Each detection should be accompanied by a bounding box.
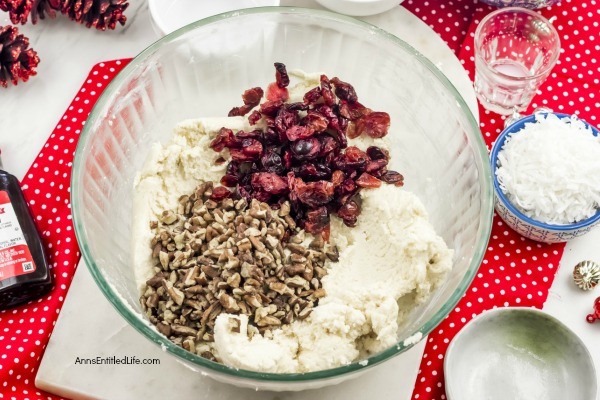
[71,6,494,382]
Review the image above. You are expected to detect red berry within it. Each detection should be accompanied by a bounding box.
[356,173,382,188]
[286,125,315,142]
[274,62,290,88]
[331,77,358,103]
[210,186,232,201]
[266,82,289,102]
[242,87,264,106]
[355,112,391,138]
[251,173,288,194]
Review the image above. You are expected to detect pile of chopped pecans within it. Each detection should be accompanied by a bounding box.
[140,181,338,360]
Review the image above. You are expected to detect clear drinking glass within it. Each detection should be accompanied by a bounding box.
[474,7,560,115]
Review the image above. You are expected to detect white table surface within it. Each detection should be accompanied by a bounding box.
[1,1,599,399]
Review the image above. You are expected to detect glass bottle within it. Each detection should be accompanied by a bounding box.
[0,155,53,309]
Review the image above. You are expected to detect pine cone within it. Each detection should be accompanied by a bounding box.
[0,0,127,30]
[0,0,57,25]
[0,25,40,87]
[59,0,128,31]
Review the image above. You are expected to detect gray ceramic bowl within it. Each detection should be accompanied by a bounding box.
[445,307,597,400]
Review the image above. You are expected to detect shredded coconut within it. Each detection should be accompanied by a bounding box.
[495,113,600,225]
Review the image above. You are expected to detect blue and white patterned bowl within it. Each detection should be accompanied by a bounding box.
[490,112,600,243]
[480,0,560,9]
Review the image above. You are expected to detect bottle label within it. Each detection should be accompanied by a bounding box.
[0,191,36,281]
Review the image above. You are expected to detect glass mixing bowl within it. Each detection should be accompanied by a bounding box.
[71,7,493,391]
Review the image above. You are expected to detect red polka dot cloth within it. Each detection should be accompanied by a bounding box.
[403,0,600,398]
[0,60,130,400]
[0,0,598,398]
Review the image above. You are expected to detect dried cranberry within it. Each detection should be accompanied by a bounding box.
[274,62,290,88]
[303,87,322,104]
[291,138,321,160]
[341,146,368,170]
[236,185,252,200]
[370,167,387,179]
[366,146,389,161]
[381,170,404,186]
[288,102,309,111]
[297,163,331,180]
[336,192,354,207]
[210,128,238,152]
[365,159,388,173]
[214,156,227,166]
[221,174,238,187]
[229,149,252,162]
[337,199,360,227]
[303,111,329,133]
[275,107,299,135]
[229,139,262,162]
[356,173,382,188]
[267,82,289,102]
[248,110,262,125]
[319,135,339,156]
[261,127,279,144]
[226,161,240,174]
[331,77,358,103]
[338,178,357,197]
[286,125,315,142]
[339,101,370,121]
[320,75,336,106]
[338,116,348,135]
[295,180,334,208]
[345,121,359,139]
[228,104,253,117]
[283,150,293,169]
[261,151,284,174]
[314,163,332,179]
[251,172,288,194]
[331,170,345,187]
[345,146,368,161]
[210,186,232,201]
[236,130,262,140]
[304,206,330,235]
[260,100,284,117]
[355,112,391,138]
[252,190,272,203]
[317,105,346,147]
[242,138,263,157]
[212,65,403,234]
[242,87,264,106]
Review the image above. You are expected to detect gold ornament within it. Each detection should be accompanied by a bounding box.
[573,261,600,291]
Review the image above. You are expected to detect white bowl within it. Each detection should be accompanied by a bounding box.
[149,0,280,35]
[445,307,597,400]
[315,0,402,16]
[490,112,600,244]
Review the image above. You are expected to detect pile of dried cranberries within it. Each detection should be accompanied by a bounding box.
[210,63,404,239]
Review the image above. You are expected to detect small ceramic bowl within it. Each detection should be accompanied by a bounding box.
[314,0,402,16]
[445,307,597,400]
[490,112,600,243]
[148,0,280,36]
